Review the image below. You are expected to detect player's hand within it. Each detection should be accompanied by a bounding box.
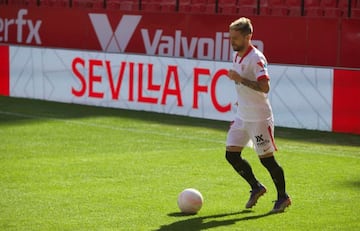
[227,69,243,82]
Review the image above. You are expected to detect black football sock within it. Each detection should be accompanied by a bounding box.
[225,151,261,190]
[260,156,287,199]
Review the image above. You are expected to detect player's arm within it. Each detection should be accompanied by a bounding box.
[227,70,270,93]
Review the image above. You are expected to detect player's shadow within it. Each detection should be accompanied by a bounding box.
[155,210,276,231]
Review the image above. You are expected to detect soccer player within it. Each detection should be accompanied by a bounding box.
[225,17,291,213]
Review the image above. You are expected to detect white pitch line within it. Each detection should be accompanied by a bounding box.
[0,110,225,144]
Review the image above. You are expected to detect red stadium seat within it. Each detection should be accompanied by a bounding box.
[23,0,38,6]
[218,0,237,4]
[178,2,191,12]
[260,0,288,16]
[268,0,285,7]
[73,0,94,8]
[286,0,301,16]
[259,0,271,15]
[8,0,26,5]
[353,0,360,15]
[238,0,257,15]
[191,0,207,4]
[161,3,177,12]
[322,0,349,17]
[192,3,216,13]
[142,2,161,11]
[220,5,238,14]
[304,0,323,16]
[42,0,69,7]
[106,0,120,9]
[120,1,136,11]
[159,0,176,12]
[238,6,257,15]
[106,0,139,10]
[352,8,360,18]
[179,0,216,13]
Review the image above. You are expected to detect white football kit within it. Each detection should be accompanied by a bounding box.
[226,45,277,156]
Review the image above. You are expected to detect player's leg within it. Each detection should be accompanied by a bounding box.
[225,118,266,209]
[250,119,291,212]
[259,154,291,213]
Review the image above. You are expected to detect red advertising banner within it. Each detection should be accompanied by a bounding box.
[0,6,359,68]
[332,69,360,134]
[339,19,360,68]
[0,45,9,96]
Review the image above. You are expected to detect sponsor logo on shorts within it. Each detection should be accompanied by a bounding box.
[255,134,270,147]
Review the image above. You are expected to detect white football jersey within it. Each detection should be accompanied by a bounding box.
[232,45,273,122]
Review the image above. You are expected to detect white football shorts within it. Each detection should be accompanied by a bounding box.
[226,117,278,156]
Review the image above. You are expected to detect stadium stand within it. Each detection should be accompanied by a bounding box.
[304,0,323,16]
[352,0,360,18]
[322,0,348,17]
[1,0,358,18]
[259,0,288,16]
[238,0,258,15]
[178,0,216,14]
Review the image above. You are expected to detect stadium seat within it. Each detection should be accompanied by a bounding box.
[73,0,94,8]
[192,3,216,13]
[218,0,237,14]
[158,0,176,12]
[42,0,69,7]
[119,1,138,11]
[352,8,360,18]
[304,0,323,16]
[322,0,350,17]
[140,0,176,12]
[178,0,191,12]
[105,0,138,10]
[161,4,177,12]
[219,5,238,14]
[266,0,289,16]
[238,0,257,15]
[179,1,215,14]
[142,2,161,11]
[191,0,207,4]
[218,0,237,4]
[286,0,302,16]
[8,0,26,5]
[259,0,271,15]
[351,0,360,17]
[21,0,38,6]
[105,0,120,9]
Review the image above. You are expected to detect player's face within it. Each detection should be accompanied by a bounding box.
[230,29,250,52]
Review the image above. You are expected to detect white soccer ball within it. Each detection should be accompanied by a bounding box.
[177,188,203,214]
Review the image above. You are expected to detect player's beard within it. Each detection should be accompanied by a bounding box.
[232,44,245,52]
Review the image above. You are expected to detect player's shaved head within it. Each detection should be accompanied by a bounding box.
[229,17,253,36]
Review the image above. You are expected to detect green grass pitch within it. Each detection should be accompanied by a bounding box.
[0,96,359,230]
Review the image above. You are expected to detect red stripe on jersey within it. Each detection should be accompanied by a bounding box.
[234,53,239,63]
[238,45,254,64]
[257,75,270,81]
[267,126,278,151]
